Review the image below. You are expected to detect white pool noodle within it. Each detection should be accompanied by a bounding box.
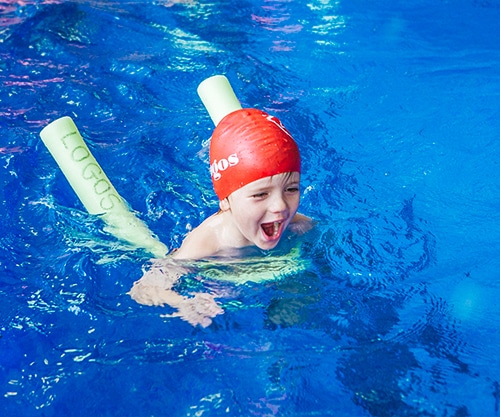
[40,116,168,258]
[197,75,243,126]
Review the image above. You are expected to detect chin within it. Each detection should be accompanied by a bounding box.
[256,239,280,251]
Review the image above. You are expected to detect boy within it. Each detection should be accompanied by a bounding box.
[129,107,312,326]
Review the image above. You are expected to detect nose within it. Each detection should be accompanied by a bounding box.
[268,193,289,215]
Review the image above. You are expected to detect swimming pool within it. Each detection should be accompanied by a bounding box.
[1,0,500,415]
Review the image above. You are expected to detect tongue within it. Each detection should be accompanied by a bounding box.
[262,222,278,237]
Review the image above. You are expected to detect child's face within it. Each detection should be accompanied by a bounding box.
[224,172,301,250]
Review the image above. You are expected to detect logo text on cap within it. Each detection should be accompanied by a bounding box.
[210,153,239,181]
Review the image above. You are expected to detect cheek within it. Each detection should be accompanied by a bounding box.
[289,195,301,210]
[237,206,264,231]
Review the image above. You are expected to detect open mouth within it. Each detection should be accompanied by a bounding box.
[261,221,282,239]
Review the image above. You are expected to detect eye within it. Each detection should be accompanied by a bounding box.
[251,192,268,199]
[285,186,300,193]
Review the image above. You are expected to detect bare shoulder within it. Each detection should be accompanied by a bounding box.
[172,214,223,260]
[289,212,314,235]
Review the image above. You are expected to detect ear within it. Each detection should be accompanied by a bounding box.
[219,198,230,212]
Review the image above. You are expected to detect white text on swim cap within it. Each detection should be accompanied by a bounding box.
[210,153,239,180]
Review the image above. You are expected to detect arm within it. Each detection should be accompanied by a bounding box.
[128,257,223,327]
[289,212,314,235]
[128,258,184,307]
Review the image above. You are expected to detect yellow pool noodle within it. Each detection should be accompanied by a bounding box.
[197,75,243,126]
[40,116,168,258]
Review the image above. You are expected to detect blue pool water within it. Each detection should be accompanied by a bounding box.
[1,0,500,416]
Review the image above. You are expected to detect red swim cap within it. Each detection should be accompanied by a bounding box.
[209,108,301,200]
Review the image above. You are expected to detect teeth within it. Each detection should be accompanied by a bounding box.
[273,222,279,235]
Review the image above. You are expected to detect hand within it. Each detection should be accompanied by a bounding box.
[160,292,224,328]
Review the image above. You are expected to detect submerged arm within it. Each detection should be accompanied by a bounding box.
[289,212,315,235]
[128,257,223,327]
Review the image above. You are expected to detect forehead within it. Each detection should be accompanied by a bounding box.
[241,171,301,190]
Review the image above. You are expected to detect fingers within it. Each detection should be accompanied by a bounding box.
[160,293,224,327]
